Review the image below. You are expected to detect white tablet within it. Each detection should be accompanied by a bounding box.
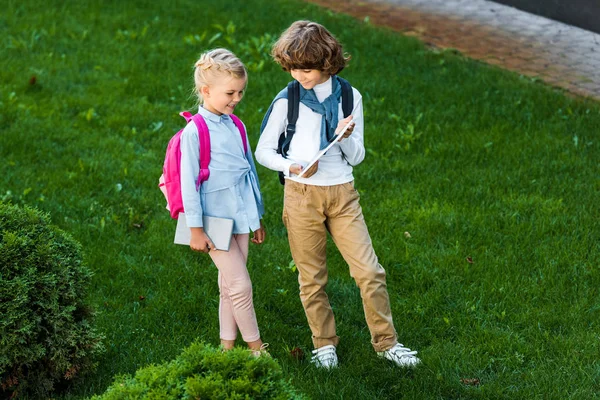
[174,213,234,251]
[296,117,355,178]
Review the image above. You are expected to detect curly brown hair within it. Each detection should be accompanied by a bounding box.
[271,20,351,75]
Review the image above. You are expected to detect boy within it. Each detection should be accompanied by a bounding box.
[256,20,420,368]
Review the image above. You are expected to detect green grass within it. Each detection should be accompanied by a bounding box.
[2,0,600,398]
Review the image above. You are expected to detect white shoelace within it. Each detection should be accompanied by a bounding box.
[389,344,418,356]
[385,343,420,365]
[311,345,337,366]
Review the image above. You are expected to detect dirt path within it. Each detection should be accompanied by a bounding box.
[305,0,600,101]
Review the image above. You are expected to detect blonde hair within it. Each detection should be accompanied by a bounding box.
[271,20,350,75]
[193,48,247,104]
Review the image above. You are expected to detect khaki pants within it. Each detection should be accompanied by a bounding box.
[282,180,398,352]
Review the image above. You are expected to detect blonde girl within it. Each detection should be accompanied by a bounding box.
[180,48,267,355]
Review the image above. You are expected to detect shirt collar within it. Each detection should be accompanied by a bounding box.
[198,105,231,123]
[313,76,333,94]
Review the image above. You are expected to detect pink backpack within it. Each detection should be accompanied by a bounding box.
[158,111,247,219]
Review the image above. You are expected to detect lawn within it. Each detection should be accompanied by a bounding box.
[1,0,599,398]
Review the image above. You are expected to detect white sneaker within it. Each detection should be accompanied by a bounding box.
[311,345,339,369]
[377,343,421,367]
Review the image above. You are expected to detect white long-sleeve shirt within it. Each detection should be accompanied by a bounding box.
[255,77,365,186]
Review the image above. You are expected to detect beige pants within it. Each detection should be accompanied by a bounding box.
[282,180,398,352]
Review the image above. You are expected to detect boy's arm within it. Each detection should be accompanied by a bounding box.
[338,91,365,166]
[255,98,296,176]
[180,124,204,227]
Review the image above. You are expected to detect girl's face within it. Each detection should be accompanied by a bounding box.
[290,69,330,89]
[201,75,247,116]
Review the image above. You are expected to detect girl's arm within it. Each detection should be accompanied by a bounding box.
[242,122,265,219]
[242,122,267,245]
[338,90,365,166]
[180,123,205,227]
[180,124,214,251]
[255,98,296,176]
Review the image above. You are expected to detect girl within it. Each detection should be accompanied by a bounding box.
[180,48,267,356]
[256,21,420,368]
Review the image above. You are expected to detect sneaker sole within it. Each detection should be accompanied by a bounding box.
[377,352,421,368]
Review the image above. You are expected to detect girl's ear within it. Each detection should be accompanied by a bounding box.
[201,85,210,99]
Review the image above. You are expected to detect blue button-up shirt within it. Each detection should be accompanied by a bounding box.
[180,106,264,234]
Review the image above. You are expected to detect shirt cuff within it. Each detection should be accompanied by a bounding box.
[185,213,204,228]
[281,159,296,177]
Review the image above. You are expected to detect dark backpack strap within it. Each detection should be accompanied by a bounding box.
[277,80,300,184]
[339,77,354,118]
[278,80,300,158]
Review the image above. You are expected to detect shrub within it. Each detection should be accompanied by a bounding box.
[90,341,307,399]
[0,203,105,398]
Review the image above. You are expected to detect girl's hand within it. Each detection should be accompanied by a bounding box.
[251,221,266,245]
[189,227,215,253]
[336,115,355,141]
[290,161,318,178]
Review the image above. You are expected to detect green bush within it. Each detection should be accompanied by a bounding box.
[0,203,105,398]
[91,341,307,399]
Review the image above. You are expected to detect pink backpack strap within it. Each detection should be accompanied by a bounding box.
[179,111,194,122]
[230,114,248,154]
[181,113,211,190]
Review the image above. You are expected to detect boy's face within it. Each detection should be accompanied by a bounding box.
[202,75,247,116]
[291,69,330,89]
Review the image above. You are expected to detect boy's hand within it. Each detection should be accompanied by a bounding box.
[290,161,318,178]
[189,227,215,253]
[289,164,304,176]
[336,115,355,141]
[251,220,266,244]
